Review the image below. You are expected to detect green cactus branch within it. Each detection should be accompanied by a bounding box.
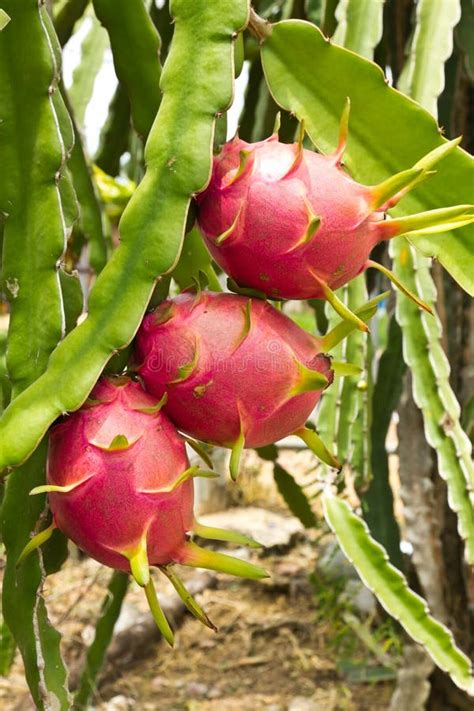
[92,0,162,140]
[0,0,250,472]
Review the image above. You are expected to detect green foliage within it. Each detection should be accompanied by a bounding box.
[74,571,129,708]
[273,463,317,528]
[323,493,474,695]
[260,20,474,295]
[0,0,249,471]
[92,0,162,139]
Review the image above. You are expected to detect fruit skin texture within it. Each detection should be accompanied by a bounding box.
[47,377,193,572]
[197,135,385,301]
[136,291,333,449]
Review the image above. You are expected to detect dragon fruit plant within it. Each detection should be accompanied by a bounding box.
[135,290,379,479]
[19,378,268,645]
[197,104,474,330]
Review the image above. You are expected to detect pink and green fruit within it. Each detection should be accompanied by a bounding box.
[136,291,337,478]
[197,115,473,309]
[22,378,267,645]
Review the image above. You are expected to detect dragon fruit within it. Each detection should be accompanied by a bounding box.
[197,103,474,328]
[136,291,339,479]
[20,377,267,645]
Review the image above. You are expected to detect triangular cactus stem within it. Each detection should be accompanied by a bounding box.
[310,271,369,332]
[182,436,214,469]
[291,359,328,396]
[30,475,94,496]
[331,361,363,377]
[17,521,56,567]
[319,291,389,352]
[193,520,262,549]
[295,426,341,469]
[229,426,245,481]
[378,205,474,240]
[177,540,269,580]
[365,259,433,314]
[159,565,217,631]
[333,97,351,164]
[139,465,218,494]
[144,577,174,647]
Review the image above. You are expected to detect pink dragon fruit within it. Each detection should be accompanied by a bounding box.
[197,104,473,328]
[20,377,267,645]
[136,291,339,479]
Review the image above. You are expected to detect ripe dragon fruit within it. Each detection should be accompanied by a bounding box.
[19,377,268,645]
[136,291,345,479]
[197,102,474,329]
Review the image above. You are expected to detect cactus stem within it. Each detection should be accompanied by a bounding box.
[139,466,218,494]
[177,540,269,579]
[309,270,369,332]
[193,520,262,548]
[144,578,174,647]
[295,426,341,469]
[159,565,217,631]
[17,521,56,567]
[365,259,433,314]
